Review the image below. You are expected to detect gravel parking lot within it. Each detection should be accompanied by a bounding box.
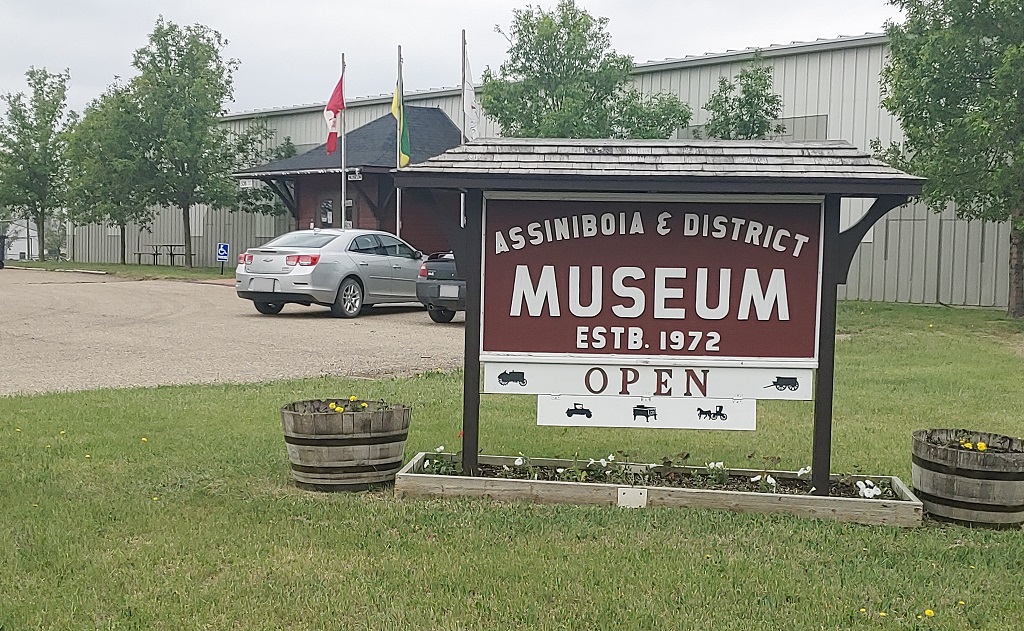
[0,268,465,396]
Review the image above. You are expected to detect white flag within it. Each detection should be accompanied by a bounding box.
[462,49,480,140]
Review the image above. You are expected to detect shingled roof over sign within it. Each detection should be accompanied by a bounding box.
[235,106,462,177]
[392,138,925,197]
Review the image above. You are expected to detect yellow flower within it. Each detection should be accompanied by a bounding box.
[958,601,966,606]
[879,612,886,617]
[15,428,21,432]
[976,442,987,451]
[925,609,935,617]
[60,430,66,435]
[349,395,358,402]
[328,402,337,409]
[963,442,973,450]
[859,608,866,613]
[152,496,159,501]
[141,437,148,443]
[45,445,51,449]
[85,454,91,459]
[360,402,368,408]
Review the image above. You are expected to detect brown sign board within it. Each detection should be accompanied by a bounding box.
[481,194,823,365]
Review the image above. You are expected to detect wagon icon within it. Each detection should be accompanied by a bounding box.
[765,376,800,391]
[497,370,527,386]
[565,403,592,418]
[632,405,657,422]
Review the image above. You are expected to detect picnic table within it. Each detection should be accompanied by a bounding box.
[135,244,188,266]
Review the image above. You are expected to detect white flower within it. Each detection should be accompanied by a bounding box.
[435,445,445,453]
[766,475,777,488]
[514,457,524,466]
[608,454,616,462]
[556,468,565,474]
[588,458,596,466]
[856,479,882,499]
[599,458,608,467]
[751,475,762,482]
[797,466,812,477]
[706,461,725,470]
[423,460,430,468]
[648,463,658,469]
[502,465,510,471]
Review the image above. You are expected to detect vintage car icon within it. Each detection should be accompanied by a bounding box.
[765,376,800,391]
[497,370,527,386]
[565,403,593,418]
[632,405,657,422]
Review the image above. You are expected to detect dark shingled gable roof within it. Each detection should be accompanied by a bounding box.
[236,106,462,177]
[392,138,925,197]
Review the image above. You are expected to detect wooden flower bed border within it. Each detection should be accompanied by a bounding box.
[395,453,923,528]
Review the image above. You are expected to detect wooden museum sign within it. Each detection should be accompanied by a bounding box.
[393,138,924,496]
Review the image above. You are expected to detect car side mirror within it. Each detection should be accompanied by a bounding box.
[413,250,423,259]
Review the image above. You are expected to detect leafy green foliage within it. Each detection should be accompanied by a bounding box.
[880,0,1024,316]
[0,67,76,260]
[234,128,297,217]
[130,17,240,267]
[701,58,785,140]
[66,83,157,263]
[481,0,690,139]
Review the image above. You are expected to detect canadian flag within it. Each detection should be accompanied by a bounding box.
[323,74,345,155]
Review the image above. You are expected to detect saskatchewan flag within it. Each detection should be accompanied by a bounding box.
[391,82,411,167]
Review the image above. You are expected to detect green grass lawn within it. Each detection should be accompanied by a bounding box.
[10,260,230,281]
[2,302,1022,629]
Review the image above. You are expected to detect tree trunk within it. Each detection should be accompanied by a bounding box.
[119,223,127,265]
[181,205,193,268]
[35,214,46,261]
[1008,210,1024,319]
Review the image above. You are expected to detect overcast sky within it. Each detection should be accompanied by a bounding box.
[0,0,903,116]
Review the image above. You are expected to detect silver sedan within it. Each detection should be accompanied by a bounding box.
[235,229,424,317]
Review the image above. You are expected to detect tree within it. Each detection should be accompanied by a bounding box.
[481,0,691,139]
[232,124,296,217]
[880,0,1024,318]
[130,17,241,267]
[66,82,157,263]
[701,57,785,140]
[0,68,75,261]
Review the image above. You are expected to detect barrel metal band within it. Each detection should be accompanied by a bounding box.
[912,454,1024,482]
[284,432,408,448]
[290,461,403,475]
[914,488,1024,514]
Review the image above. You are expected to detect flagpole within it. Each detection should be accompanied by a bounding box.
[396,44,403,238]
[461,29,467,143]
[460,30,468,227]
[340,53,347,229]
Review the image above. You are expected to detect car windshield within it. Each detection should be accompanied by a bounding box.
[261,233,338,249]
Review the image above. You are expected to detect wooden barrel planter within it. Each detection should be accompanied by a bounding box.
[280,399,411,492]
[912,429,1024,527]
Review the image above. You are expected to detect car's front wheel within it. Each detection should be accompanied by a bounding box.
[427,307,456,323]
[254,301,284,315]
[331,277,363,318]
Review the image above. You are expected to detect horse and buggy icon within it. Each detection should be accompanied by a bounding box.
[696,405,728,421]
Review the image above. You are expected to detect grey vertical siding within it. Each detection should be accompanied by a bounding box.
[72,35,1010,307]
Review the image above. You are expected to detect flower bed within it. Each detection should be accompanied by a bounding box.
[395,453,923,527]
